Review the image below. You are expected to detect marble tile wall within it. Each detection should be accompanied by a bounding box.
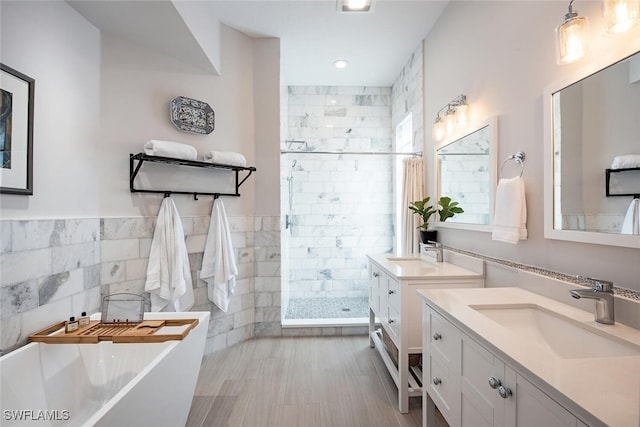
[253,216,283,337]
[392,42,424,154]
[0,219,101,355]
[283,86,394,303]
[561,213,625,233]
[100,214,256,355]
[0,212,261,355]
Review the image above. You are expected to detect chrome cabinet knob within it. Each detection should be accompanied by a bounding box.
[433,332,442,340]
[389,319,395,324]
[388,290,395,295]
[488,377,501,389]
[498,386,512,399]
[373,272,379,277]
[433,377,442,386]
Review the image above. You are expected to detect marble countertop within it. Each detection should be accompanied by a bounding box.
[417,287,640,427]
[367,253,484,280]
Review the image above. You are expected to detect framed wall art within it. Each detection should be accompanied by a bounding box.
[0,63,34,195]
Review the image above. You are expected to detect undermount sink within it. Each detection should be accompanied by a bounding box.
[471,303,640,359]
[386,257,436,270]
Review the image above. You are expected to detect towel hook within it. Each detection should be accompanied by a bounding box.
[163,192,172,198]
[500,151,525,178]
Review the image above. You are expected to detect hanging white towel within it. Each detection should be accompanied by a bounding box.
[621,198,640,235]
[492,176,528,244]
[143,140,197,161]
[144,197,194,312]
[201,199,238,312]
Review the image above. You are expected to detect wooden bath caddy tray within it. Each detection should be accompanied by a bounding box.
[29,319,199,344]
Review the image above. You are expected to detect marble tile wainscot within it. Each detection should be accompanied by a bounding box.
[101,215,256,355]
[0,219,101,355]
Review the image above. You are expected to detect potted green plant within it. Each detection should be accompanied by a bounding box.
[409,197,438,243]
[410,196,464,243]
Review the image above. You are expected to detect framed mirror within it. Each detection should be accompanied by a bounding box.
[435,116,498,232]
[544,47,640,249]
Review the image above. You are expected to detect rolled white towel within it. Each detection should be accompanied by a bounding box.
[203,151,247,167]
[143,140,197,161]
[611,154,640,169]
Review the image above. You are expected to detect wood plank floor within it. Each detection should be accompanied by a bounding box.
[186,335,423,427]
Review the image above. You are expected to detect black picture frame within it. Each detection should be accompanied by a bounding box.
[0,63,34,195]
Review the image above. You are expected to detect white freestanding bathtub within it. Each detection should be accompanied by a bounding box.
[0,311,209,427]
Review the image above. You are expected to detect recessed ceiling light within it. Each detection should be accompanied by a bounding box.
[334,59,349,69]
[338,0,372,13]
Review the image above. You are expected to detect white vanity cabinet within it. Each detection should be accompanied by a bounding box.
[367,254,484,414]
[423,304,589,427]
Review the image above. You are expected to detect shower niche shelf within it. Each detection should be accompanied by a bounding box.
[129,153,256,199]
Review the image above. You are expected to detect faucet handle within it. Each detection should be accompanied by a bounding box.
[576,276,614,292]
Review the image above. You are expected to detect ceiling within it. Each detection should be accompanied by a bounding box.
[68,0,449,87]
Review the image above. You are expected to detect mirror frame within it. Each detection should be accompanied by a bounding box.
[435,116,498,233]
[543,43,640,249]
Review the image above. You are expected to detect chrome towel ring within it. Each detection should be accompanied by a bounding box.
[500,151,525,178]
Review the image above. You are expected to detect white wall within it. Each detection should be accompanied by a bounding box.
[424,1,640,291]
[253,38,281,216]
[0,0,101,219]
[99,25,259,218]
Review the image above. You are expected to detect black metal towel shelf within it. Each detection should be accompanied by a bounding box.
[129,153,256,200]
[605,167,640,199]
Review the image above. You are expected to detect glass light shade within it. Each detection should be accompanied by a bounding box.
[556,15,590,64]
[433,118,445,141]
[444,109,457,135]
[455,103,470,127]
[604,0,640,34]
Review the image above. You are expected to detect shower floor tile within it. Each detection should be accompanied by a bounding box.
[285,297,368,320]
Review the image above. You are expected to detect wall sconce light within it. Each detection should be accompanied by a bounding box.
[603,0,640,34]
[432,116,445,141]
[432,94,470,142]
[556,0,590,64]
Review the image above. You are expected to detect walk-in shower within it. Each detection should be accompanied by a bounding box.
[280,86,400,326]
[280,149,394,325]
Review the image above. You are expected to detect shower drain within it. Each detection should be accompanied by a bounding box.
[342,308,350,312]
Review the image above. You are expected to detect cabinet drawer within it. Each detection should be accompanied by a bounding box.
[387,277,400,310]
[428,354,460,427]
[387,305,400,339]
[429,309,461,372]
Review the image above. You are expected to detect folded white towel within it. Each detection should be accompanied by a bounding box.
[144,140,197,161]
[201,199,238,312]
[203,151,247,167]
[621,198,640,235]
[492,176,528,244]
[611,154,640,169]
[144,197,194,312]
